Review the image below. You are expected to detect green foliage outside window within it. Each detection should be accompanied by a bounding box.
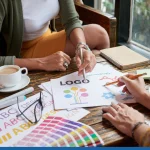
[132,0,150,48]
[102,0,115,15]
[102,0,149,49]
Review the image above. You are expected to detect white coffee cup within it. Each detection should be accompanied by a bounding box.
[0,65,28,88]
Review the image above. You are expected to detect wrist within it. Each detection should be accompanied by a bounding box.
[76,42,90,54]
[132,123,149,145]
[140,91,150,109]
[131,122,147,139]
[35,58,46,71]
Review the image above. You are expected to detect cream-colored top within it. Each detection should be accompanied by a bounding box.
[22,0,59,41]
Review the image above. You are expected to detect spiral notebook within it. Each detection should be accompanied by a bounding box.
[100,46,150,70]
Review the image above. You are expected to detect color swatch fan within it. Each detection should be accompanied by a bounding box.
[14,116,103,147]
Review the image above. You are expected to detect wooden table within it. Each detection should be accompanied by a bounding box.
[1,59,150,146]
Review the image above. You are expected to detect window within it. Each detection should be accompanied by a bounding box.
[94,0,115,15]
[84,0,150,53]
[129,0,150,51]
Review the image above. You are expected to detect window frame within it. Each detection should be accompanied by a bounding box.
[115,0,150,58]
[128,0,150,52]
[94,0,115,15]
[84,0,150,58]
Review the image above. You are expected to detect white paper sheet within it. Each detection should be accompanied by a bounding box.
[51,64,135,110]
[41,82,53,95]
[39,82,81,111]
[38,84,51,95]
[0,91,89,146]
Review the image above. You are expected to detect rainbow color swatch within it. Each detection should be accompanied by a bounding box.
[14,116,103,147]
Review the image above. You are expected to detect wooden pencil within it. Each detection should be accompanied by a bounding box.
[104,73,147,86]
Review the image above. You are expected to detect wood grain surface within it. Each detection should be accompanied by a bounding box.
[0,59,150,146]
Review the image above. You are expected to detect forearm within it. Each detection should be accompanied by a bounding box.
[14,58,43,70]
[70,28,86,48]
[134,124,150,146]
[140,92,150,110]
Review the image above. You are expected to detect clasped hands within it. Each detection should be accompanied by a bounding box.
[38,49,96,75]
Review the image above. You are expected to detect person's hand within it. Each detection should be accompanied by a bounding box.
[102,103,145,137]
[117,74,147,103]
[76,49,96,76]
[38,51,71,71]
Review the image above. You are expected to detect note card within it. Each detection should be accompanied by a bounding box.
[51,64,135,110]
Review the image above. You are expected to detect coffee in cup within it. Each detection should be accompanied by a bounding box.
[0,65,28,88]
[0,67,19,75]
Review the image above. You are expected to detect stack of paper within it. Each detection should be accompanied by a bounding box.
[0,64,136,146]
[39,64,135,110]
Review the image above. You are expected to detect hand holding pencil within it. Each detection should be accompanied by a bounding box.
[104,73,147,86]
[76,46,96,78]
[107,73,148,104]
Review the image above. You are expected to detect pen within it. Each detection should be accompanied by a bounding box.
[79,48,86,80]
[0,87,34,103]
[0,96,26,109]
[104,73,147,86]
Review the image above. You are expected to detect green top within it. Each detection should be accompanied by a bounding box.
[0,0,82,66]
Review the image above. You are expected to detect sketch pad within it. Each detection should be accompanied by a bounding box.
[100,46,150,70]
[51,64,136,110]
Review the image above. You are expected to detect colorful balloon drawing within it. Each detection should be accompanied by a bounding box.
[64,90,71,94]
[81,93,89,97]
[80,88,87,92]
[64,87,89,104]
[71,87,78,91]
[65,94,72,98]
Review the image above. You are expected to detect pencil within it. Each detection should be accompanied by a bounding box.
[79,48,86,80]
[104,73,147,86]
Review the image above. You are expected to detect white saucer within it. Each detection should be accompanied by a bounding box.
[0,76,30,93]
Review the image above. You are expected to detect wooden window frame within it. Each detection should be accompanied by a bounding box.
[84,0,150,58]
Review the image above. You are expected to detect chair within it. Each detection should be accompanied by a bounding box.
[51,2,117,47]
